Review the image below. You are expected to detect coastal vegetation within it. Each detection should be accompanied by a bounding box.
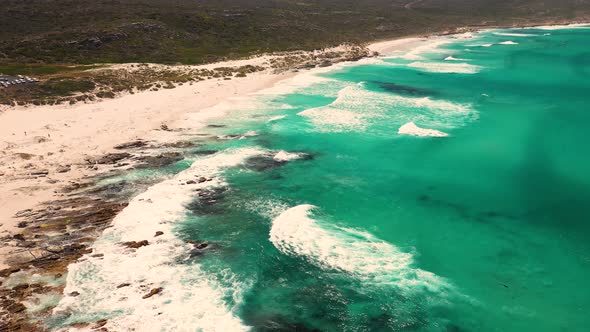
[0,0,588,105]
[0,45,369,106]
[1,0,588,65]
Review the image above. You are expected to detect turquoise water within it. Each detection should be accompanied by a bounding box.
[182,26,590,331]
[51,26,590,331]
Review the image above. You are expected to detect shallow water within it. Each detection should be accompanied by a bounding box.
[53,26,590,331]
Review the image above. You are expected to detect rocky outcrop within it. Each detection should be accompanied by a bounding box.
[122,240,149,249]
[114,140,148,149]
[142,287,163,299]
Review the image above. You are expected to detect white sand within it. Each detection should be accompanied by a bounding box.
[367,37,425,55]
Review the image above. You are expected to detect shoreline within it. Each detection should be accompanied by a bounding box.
[0,21,588,330]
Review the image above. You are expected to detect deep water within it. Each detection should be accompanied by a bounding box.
[53,26,590,332]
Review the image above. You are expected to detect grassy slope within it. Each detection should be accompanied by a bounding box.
[0,0,588,66]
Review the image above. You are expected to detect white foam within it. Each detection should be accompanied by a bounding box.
[499,41,519,45]
[270,205,449,292]
[530,23,590,30]
[273,150,303,162]
[398,122,448,137]
[444,56,467,61]
[297,84,471,132]
[407,61,481,74]
[267,115,286,123]
[53,148,267,331]
[297,85,376,132]
[24,293,62,314]
[397,38,456,60]
[242,198,290,221]
[239,130,258,139]
[467,43,493,48]
[298,107,368,132]
[494,32,538,37]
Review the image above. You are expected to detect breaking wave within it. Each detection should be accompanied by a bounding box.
[270,205,450,293]
[398,122,449,137]
[493,32,538,37]
[52,148,271,331]
[297,84,472,133]
[408,61,482,74]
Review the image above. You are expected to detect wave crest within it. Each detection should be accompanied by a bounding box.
[398,122,449,137]
[297,85,472,133]
[408,61,482,74]
[270,205,449,293]
[52,148,268,331]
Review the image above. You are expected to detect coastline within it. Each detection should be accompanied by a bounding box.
[0,21,588,330]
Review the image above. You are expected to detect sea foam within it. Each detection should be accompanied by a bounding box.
[444,56,467,61]
[270,205,449,293]
[398,122,449,137]
[493,32,538,37]
[298,84,472,132]
[267,115,286,123]
[52,148,269,331]
[408,61,482,74]
[273,150,303,162]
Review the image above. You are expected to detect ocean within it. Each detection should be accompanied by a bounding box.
[50,25,590,331]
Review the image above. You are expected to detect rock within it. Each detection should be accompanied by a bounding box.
[12,284,30,291]
[46,245,64,253]
[69,291,80,297]
[244,155,287,172]
[114,141,147,150]
[90,153,131,165]
[56,165,71,173]
[15,209,34,218]
[117,283,131,289]
[142,287,163,299]
[17,222,27,228]
[161,152,182,158]
[13,234,25,241]
[34,136,49,143]
[133,152,183,169]
[30,170,49,176]
[122,240,149,249]
[0,268,21,278]
[94,319,108,328]
[195,242,209,250]
[91,253,104,258]
[197,177,207,183]
[160,124,171,131]
[191,150,218,156]
[188,187,227,215]
[162,141,195,148]
[6,301,26,313]
[186,180,196,185]
[154,231,164,237]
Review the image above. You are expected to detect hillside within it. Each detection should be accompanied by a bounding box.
[1,0,588,65]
